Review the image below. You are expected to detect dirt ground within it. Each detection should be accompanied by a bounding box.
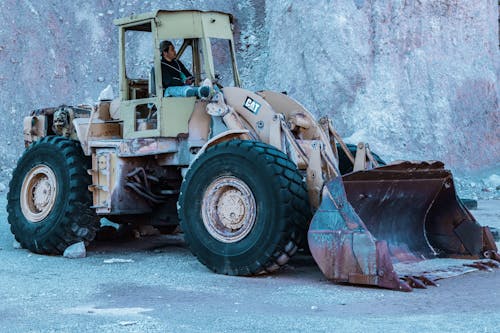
[1,195,500,333]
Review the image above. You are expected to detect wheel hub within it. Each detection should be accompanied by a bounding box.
[217,189,246,229]
[33,178,53,211]
[202,176,256,243]
[20,165,58,223]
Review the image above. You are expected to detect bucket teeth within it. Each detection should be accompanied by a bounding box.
[483,260,500,268]
[404,276,427,289]
[401,275,438,289]
[396,280,413,292]
[418,275,438,287]
[464,261,494,272]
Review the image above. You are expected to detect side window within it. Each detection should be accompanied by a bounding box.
[124,23,153,100]
[172,39,193,73]
[210,38,235,87]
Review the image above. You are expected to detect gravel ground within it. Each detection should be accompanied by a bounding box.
[1,194,499,333]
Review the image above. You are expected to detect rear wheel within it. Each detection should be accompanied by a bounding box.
[7,136,99,254]
[178,140,310,275]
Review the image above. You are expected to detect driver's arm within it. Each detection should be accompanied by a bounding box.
[178,60,192,80]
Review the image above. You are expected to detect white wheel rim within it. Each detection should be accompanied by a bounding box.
[202,176,257,243]
[20,165,58,223]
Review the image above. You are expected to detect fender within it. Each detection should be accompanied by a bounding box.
[191,129,250,164]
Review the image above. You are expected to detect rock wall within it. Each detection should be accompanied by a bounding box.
[0,0,498,184]
[261,0,499,174]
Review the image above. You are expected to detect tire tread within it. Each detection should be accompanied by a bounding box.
[6,136,99,254]
[178,140,311,276]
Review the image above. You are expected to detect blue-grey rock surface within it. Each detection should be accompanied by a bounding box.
[0,0,498,196]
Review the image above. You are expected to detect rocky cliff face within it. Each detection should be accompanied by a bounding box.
[261,0,499,172]
[0,0,498,194]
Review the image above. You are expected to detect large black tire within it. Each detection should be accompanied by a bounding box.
[337,143,386,175]
[178,140,310,275]
[7,136,99,254]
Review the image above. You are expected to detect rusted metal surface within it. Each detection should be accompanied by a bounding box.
[482,228,500,259]
[308,177,411,291]
[484,249,500,261]
[118,138,179,157]
[201,176,257,243]
[342,161,498,258]
[308,161,500,291]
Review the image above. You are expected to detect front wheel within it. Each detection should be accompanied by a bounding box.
[7,136,99,254]
[178,140,310,275]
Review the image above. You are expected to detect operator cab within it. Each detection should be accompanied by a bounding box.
[114,10,240,139]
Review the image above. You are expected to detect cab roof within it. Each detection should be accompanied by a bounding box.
[113,9,234,27]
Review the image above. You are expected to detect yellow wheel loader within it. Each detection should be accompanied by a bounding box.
[8,10,499,291]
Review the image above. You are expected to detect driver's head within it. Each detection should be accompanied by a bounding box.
[160,40,176,61]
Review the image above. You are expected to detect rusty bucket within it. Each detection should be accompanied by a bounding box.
[308,161,498,291]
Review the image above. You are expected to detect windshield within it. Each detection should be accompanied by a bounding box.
[209,38,236,87]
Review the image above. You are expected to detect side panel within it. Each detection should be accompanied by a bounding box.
[89,149,152,215]
[160,97,196,137]
[121,97,195,139]
[221,87,277,145]
[121,97,161,139]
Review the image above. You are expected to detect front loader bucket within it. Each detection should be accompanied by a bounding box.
[308,161,498,291]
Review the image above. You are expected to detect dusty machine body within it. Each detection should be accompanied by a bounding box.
[9,10,499,291]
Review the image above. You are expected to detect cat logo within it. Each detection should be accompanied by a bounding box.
[243,97,261,114]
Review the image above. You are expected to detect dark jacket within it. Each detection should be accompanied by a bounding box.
[161,59,192,87]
